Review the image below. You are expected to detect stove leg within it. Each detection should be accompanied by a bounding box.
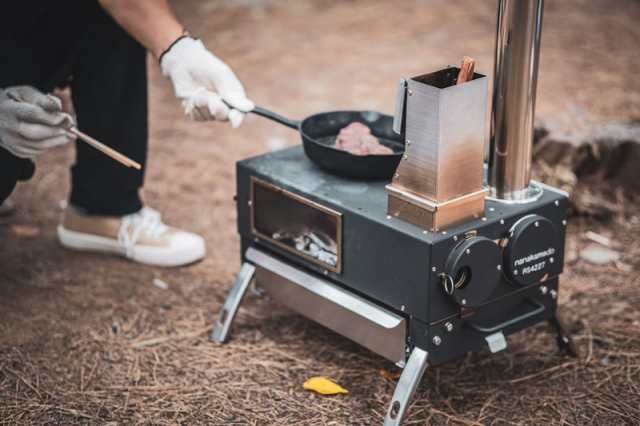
[548,315,578,358]
[210,263,256,343]
[383,348,429,426]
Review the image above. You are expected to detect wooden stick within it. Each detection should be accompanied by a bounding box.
[68,128,141,170]
[456,56,476,85]
[6,91,141,169]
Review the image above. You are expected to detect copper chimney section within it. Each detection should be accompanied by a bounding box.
[488,0,545,201]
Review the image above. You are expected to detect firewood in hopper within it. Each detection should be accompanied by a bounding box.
[334,122,394,156]
[456,56,476,85]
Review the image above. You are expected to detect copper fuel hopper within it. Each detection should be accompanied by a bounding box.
[211,1,576,425]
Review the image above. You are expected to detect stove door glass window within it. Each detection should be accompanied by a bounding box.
[251,178,342,273]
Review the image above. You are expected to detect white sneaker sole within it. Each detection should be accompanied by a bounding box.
[57,225,206,268]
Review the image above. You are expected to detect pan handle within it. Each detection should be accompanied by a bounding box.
[222,99,300,130]
[250,106,300,130]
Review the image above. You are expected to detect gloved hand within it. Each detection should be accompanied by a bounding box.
[0,86,75,159]
[160,37,254,128]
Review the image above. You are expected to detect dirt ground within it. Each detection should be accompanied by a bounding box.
[1,0,640,424]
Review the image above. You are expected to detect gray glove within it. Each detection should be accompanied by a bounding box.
[0,86,75,159]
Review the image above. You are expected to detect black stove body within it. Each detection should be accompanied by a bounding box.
[212,146,575,425]
[239,146,570,361]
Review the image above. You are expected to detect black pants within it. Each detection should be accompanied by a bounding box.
[0,0,147,215]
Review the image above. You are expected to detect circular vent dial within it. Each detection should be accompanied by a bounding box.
[504,214,560,286]
[443,236,501,308]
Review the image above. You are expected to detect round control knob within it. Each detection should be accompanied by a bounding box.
[504,214,560,286]
[443,236,501,308]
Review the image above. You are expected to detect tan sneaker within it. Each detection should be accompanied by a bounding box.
[57,206,205,267]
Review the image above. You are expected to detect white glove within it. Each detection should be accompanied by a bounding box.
[0,86,75,159]
[160,37,254,128]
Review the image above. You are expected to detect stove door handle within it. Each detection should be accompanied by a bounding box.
[467,298,546,334]
[250,106,301,130]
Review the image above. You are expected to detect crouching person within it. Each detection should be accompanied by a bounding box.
[1,0,253,267]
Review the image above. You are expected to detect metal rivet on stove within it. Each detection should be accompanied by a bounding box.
[432,266,437,272]
[497,264,502,270]
[514,270,518,275]
[465,249,471,255]
[562,220,567,226]
[453,235,458,242]
[432,335,442,346]
[423,230,428,234]
[489,207,495,212]
[540,285,548,295]
[387,215,392,220]
[481,217,487,222]
[500,219,505,225]
[554,200,560,207]
[441,231,448,235]
[248,200,252,206]
[445,322,454,332]
[461,299,467,305]
[550,289,557,299]
[534,221,539,227]
[550,257,554,264]
[401,305,406,311]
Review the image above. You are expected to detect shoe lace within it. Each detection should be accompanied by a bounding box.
[117,207,168,257]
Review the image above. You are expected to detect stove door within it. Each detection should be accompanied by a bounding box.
[251,177,342,273]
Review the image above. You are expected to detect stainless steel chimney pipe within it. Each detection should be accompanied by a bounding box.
[488,0,544,201]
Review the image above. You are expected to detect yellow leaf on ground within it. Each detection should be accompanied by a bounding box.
[303,377,348,395]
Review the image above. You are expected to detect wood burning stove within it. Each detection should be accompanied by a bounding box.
[211,1,576,424]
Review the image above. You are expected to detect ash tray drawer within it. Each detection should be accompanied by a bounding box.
[246,248,407,364]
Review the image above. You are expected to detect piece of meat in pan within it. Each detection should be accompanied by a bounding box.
[335,122,394,156]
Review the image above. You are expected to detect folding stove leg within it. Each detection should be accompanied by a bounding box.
[210,262,256,343]
[383,348,429,426]
[548,315,578,358]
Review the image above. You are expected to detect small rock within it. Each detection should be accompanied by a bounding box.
[153,278,169,290]
[580,244,620,265]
